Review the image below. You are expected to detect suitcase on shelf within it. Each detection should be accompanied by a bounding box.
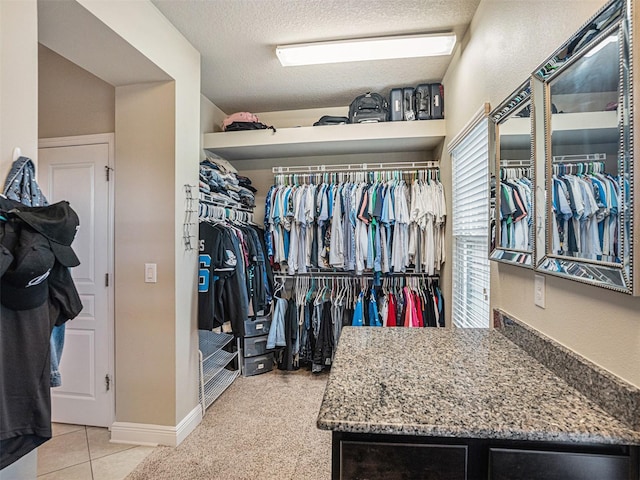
[389,88,404,121]
[430,83,445,119]
[403,87,416,121]
[415,84,431,120]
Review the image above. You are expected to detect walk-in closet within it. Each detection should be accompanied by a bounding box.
[2,0,640,479]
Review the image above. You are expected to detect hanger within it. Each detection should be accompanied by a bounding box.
[274,279,284,297]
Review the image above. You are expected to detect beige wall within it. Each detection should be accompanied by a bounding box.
[37,0,202,429]
[0,0,38,180]
[0,2,40,475]
[37,27,190,428]
[443,0,640,387]
[115,82,177,425]
[201,94,226,138]
[77,0,202,425]
[38,45,114,139]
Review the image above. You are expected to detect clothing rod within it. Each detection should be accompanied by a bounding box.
[274,272,439,279]
[272,161,439,174]
[552,153,606,163]
[551,160,606,165]
[500,160,531,167]
[199,193,253,213]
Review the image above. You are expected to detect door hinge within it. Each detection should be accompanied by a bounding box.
[105,374,111,391]
[105,165,113,181]
[105,273,109,287]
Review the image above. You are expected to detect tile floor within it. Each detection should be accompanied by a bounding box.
[37,423,155,480]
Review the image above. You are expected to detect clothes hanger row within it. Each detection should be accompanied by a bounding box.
[273,168,440,186]
[552,161,606,176]
[274,273,440,309]
[273,271,440,279]
[500,166,531,180]
[199,201,254,224]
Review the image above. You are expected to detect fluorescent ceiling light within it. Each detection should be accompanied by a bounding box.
[276,33,457,67]
[584,35,617,58]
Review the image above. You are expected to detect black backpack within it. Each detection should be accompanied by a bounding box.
[349,92,389,123]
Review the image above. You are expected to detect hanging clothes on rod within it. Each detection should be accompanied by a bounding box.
[498,165,533,251]
[550,160,620,258]
[264,167,446,279]
[270,273,445,373]
[198,199,273,335]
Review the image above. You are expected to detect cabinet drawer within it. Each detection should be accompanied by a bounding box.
[243,335,272,358]
[244,316,272,337]
[340,440,467,480]
[242,353,274,376]
[489,448,630,480]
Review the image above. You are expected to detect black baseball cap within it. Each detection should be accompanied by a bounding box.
[1,227,56,311]
[10,201,80,267]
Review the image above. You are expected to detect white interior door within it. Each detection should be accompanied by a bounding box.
[38,134,115,427]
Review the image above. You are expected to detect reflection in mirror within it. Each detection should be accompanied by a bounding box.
[536,0,622,79]
[539,257,626,289]
[547,32,621,264]
[533,0,634,293]
[489,82,533,267]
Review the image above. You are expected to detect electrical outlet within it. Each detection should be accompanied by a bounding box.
[534,274,545,308]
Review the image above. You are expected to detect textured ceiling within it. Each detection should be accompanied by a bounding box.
[152,0,481,114]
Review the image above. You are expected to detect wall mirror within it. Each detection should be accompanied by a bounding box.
[533,0,635,293]
[489,81,534,267]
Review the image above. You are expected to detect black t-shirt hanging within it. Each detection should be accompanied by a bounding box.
[198,222,237,330]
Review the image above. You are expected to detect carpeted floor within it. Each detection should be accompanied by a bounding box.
[125,368,332,480]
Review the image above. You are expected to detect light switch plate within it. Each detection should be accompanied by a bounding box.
[534,274,545,308]
[145,263,157,283]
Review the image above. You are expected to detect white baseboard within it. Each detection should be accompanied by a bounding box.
[110,404,202,447]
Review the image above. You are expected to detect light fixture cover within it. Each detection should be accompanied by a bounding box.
[584,34,617,58]
[276,33,457,67]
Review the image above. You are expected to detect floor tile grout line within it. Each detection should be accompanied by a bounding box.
[37,460,92,478]
[85,426,95,480]
[89,444,139,464]
[51,427,85,438]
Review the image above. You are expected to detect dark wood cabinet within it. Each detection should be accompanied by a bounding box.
[332,432,639,480]
[340,441,467,480]
[489,448,631,480]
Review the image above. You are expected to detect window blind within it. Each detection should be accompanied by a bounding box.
[451,117,490,328]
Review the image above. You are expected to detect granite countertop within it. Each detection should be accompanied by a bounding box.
[317,327,640,445]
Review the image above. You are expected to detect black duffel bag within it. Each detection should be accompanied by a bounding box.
[225,121,276,132]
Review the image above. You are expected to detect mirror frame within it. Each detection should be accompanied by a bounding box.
[489,81,535,268]
[532,0,636,294]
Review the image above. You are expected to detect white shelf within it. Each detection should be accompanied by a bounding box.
[551,111,619,146]
[499,111,619,150]
[202,349,238,384]
[199,330,234,361]
[202,368,240,410]
[198,330,238,414]
[203,120,446,160]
